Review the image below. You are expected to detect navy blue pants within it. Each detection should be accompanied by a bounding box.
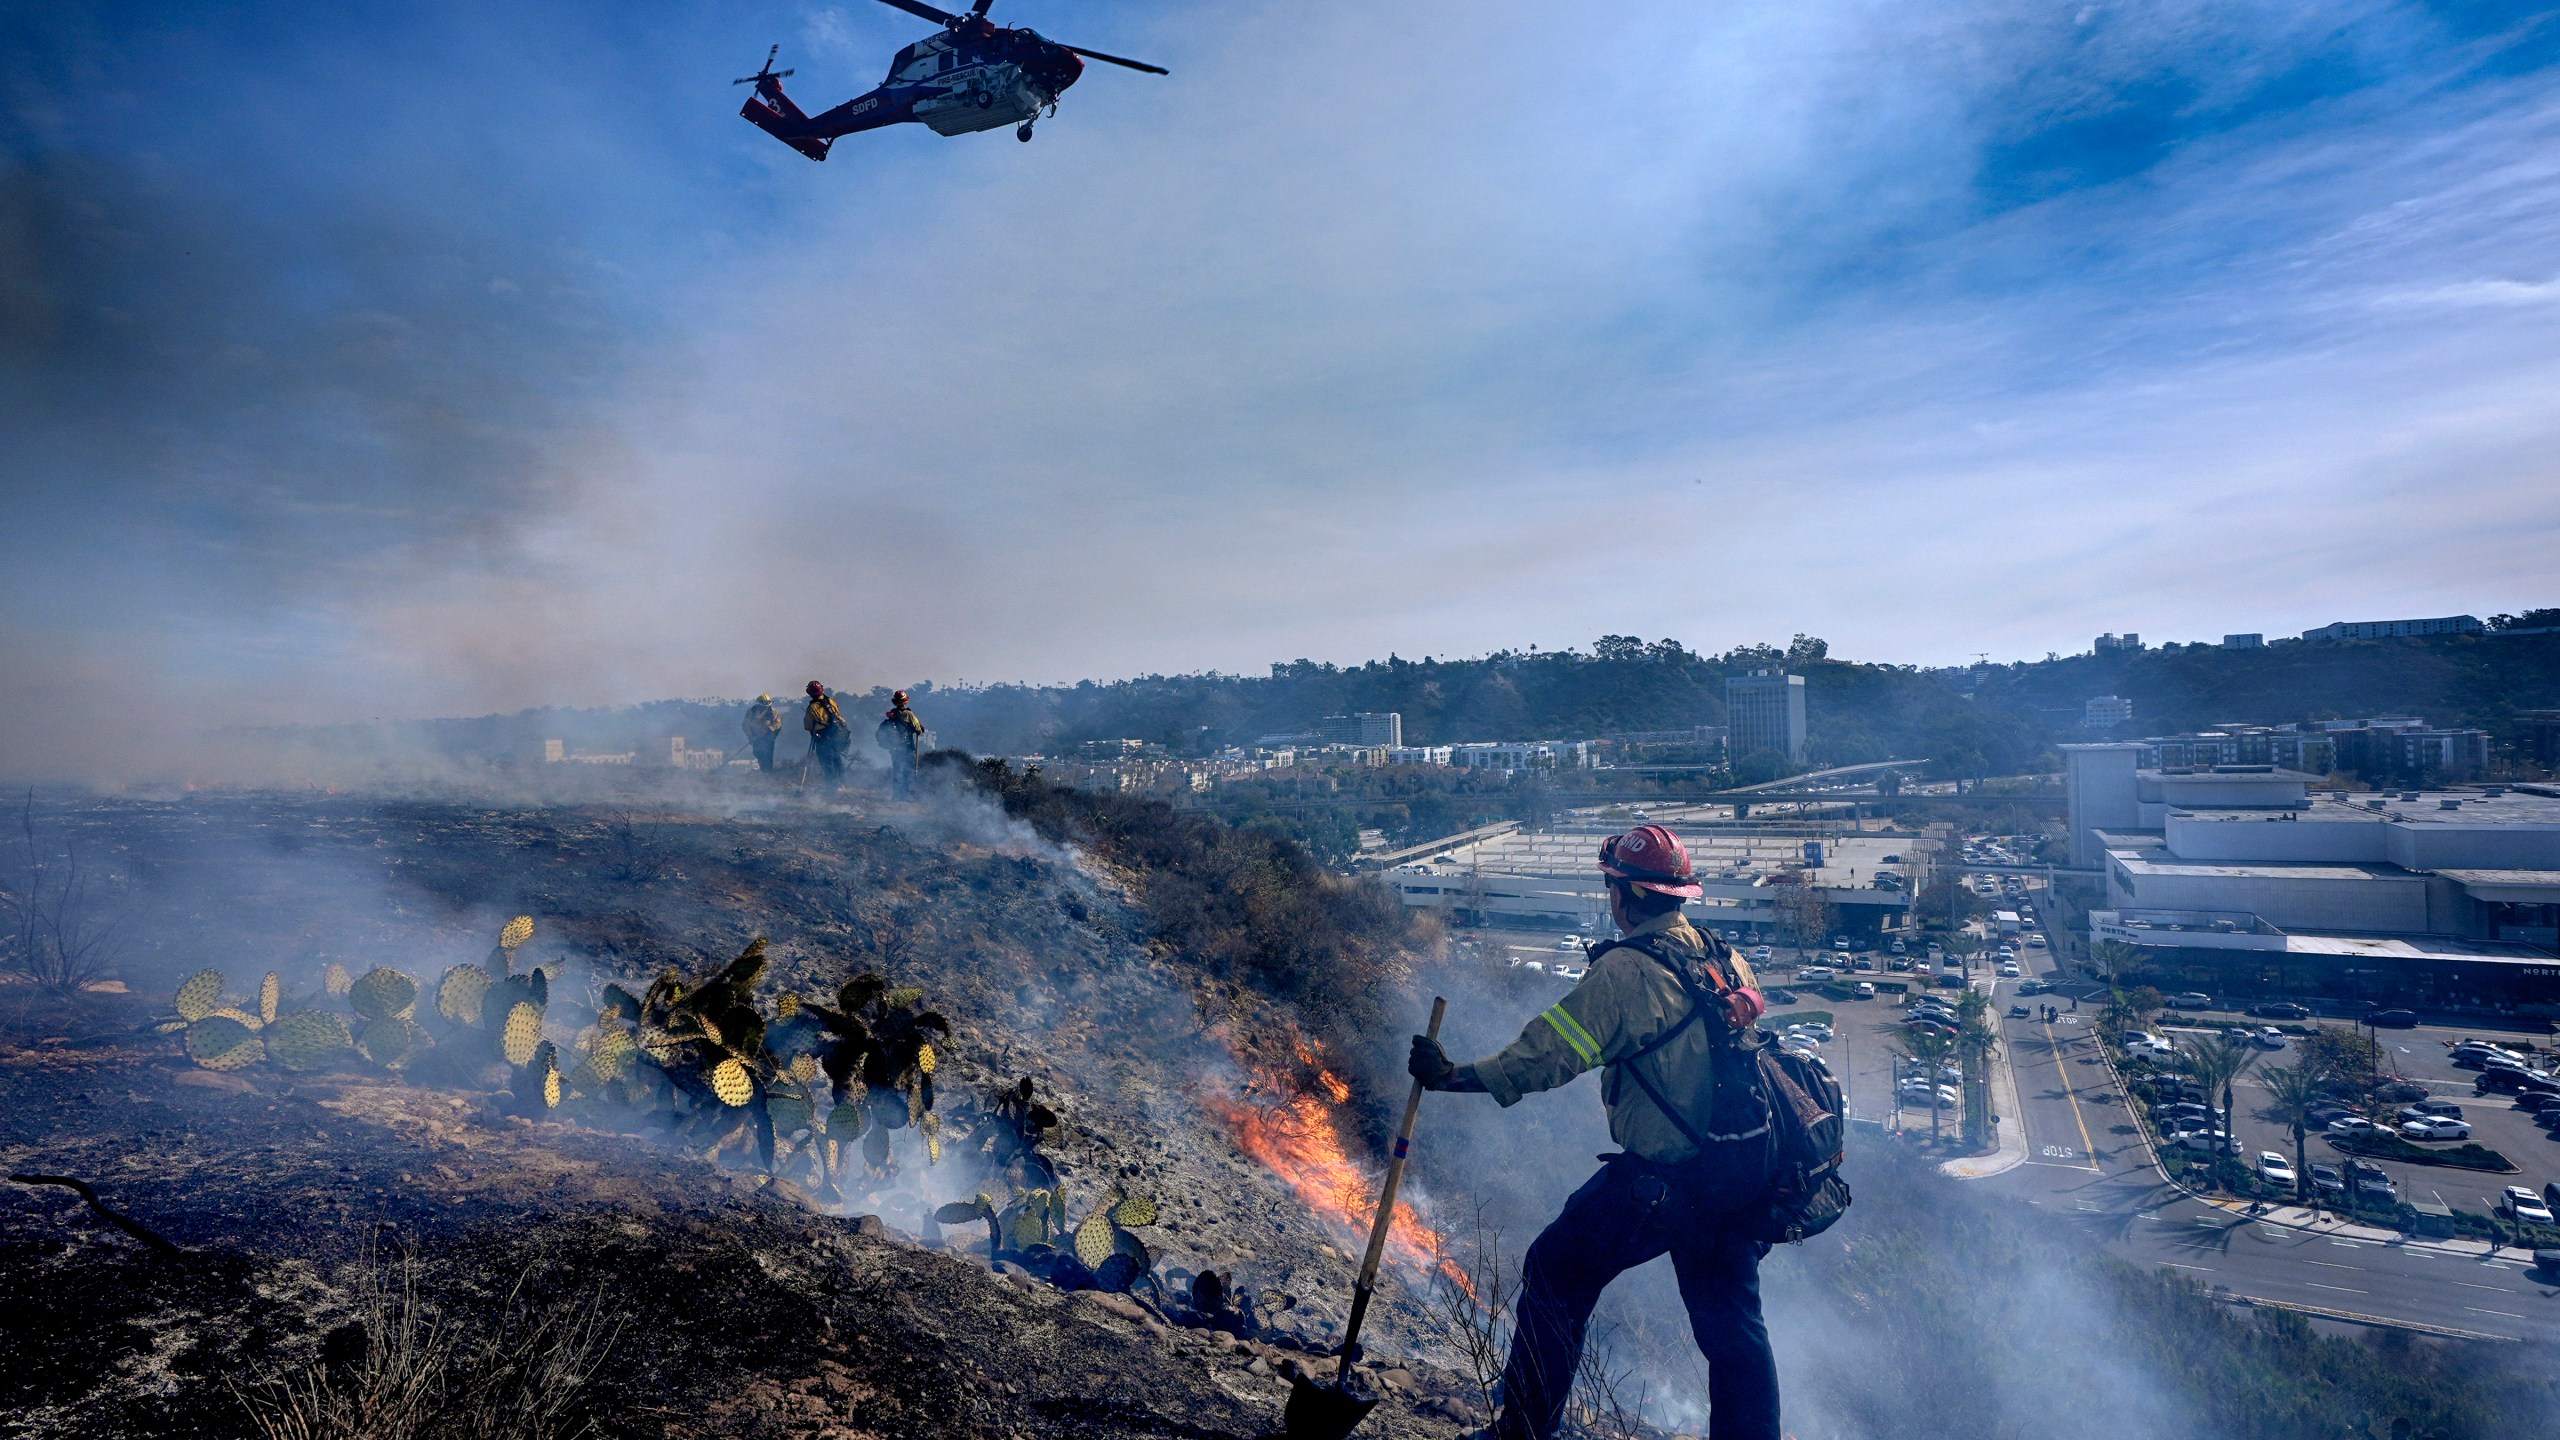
[1495,1149,1778,1440]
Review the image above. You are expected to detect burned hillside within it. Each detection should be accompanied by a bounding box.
[0,781,1478,1440]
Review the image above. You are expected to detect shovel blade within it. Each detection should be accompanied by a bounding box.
[1283,1373,1377,1440]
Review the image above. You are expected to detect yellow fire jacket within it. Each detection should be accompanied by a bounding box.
[804,696,848,740]
[743,701,782,738]
[1467,910,1759,1165]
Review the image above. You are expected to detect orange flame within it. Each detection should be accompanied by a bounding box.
[1205,1035,1471,1295]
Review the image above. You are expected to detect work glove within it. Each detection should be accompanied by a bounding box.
[1408,1035,1456,1088]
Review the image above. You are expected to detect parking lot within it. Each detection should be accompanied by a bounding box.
[2149,1017,2560,1222]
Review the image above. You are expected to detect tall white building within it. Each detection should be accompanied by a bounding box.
[1726,671,1807,763]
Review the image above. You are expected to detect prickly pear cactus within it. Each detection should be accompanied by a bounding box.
[499,915,534,951]
[916,1041,936,1076]
[205,1005,264,1030]
[767,1092,812,1137]
[322,962,353,997]
[436,965,489,1027]
[1111,1194,1158,1228]
[584,1026,635,1082]
[258,972,281,1025]
[358,1017,422,1067]
[175,969,225,1022]
[827,1101,867,1140]
[186,1014,263,1070]
[500,1001,545,1068]
[1074,1208,1115,1269]
[349,967,417,1023]
[709,1057,754,1107]
[267,1010,353,1070]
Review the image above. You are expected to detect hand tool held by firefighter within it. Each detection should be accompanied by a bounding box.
[1283,995,1445,1440]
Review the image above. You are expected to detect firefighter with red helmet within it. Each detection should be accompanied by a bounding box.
[1410,824,1780,1440]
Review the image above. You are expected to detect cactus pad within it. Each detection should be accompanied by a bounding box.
[1012,1207,1051,1251]
[710,1057,753,1107]
[586,1027,635,1081]
[499,915,535,950]
[638,1026,683,1065]
[775,993,799,1020]
[358,1017,420,1067]
[1111,1194,1158,1228]
[349,967,417,1023]
[175,969,225,1022]
[266,1011,354,1069]
[767,1093,812,1137]
[916,1041,937,1076]
[186,1014,262,1070]
[863,1123,890,1169]
[500,1002,545,1068]
[258,971,281,1025]
[788,1053,820,1084]
[322,961,353,996]
[542,1068,563,1108]
[206,1006,265,1030]
[936,1199,991,1224]
[436,965,489,1027]
[827,1102,866,1140]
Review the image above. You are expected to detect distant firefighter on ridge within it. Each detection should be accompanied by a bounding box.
[878,689,925,799]
[742,694,783,774]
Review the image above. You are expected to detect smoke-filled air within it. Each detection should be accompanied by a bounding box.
[6,3,2560,1440]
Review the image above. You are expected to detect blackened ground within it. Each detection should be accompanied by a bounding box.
[0,790,1477,1439]
[0,1030,1471,1439]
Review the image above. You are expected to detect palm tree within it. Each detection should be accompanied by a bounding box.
[2088,939,2139,988]
[1953,991,2001,1148]
[1895,1028,1959,1144]
[2178,1034,2263,1164]
[2261,1058,2328,1206]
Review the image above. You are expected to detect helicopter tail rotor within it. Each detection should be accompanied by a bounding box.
[732,43,794,87]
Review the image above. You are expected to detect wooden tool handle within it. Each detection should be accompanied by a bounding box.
[1336,995,1446,1382]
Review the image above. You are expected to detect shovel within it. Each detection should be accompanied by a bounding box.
[1283,996,1447,1440]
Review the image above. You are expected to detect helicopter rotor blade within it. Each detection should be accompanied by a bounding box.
[970,0,994,14]
[1061,44,1167,75]
[875,0,962,25]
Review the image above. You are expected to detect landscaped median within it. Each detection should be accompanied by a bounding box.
[2324,1131,2519,1173]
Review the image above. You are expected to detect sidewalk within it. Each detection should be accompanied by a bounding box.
[2191,1195,2549,1263]
[1943,984,2029,1180]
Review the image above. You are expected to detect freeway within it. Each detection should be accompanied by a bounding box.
[1983,919,2560,1341]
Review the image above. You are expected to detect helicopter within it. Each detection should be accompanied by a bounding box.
[736,0,1165,158]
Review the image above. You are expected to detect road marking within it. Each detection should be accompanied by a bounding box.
[2021,1159,2103,1172]
[2451,1280,2508,1291]
[2305,1282,2368,1294]
[2043,1017,2099,1161]
[2304,1260,2357,1270]
[2466,1307,2525,1318]
[2159,1261,2215,1272]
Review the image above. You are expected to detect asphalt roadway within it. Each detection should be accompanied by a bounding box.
[1985,932,2560,1343]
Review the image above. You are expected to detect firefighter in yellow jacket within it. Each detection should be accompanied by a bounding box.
[1409,824,1779,1440]
[802,682,851,788]
[741,695,783,774]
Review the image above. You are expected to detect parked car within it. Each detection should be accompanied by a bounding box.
[2157,1102,2224,1125]
[1855,981,1877,999]
[1761,986,1799,1006]
[2247,1001,2311,1020]
[1787,1022,1835,1043]
[2166,1129,2232,1153]
[2252,1027,2287,1051]
[2501,1187,2556,1225]
[2326,1116,2382,1136]
[2399,1116,2473,1140]
[2258,1151,2297,1186]
[1997,962,2021,978]
[2402,1098,2464,1119]
[1905,1015,1958,1035]
[2349,1165,2397,1201]
[2025,934,2048,948]
[2009,1004,2032,1019]
[2308,1163,2346,1197]
[1935,974,1967,989]
[2367,1009,2420,1028]
[1798,966,1837,983]
[2165,992,2214,1010]
[2018,978,2048,994]
[2124,1034,2178,1059]
[1553,964,1588,983]
[2306,1101,2357,1125]
[2513,1091,2560,1114]
[1889,938,1908,955]
[1751,946,1775,963]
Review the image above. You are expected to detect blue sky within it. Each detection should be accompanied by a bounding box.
[4,0,2558,763]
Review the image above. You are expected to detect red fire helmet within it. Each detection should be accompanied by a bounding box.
[806,681,826,697]
[1599,824,1703,899]
[891,690,909,705]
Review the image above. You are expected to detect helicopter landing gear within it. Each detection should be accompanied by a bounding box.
[1016,120,1035,142]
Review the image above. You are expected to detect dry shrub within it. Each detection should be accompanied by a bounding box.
[238,1247,618,1440]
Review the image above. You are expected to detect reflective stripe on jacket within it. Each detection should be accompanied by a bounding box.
[1470,911,1759,1165]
